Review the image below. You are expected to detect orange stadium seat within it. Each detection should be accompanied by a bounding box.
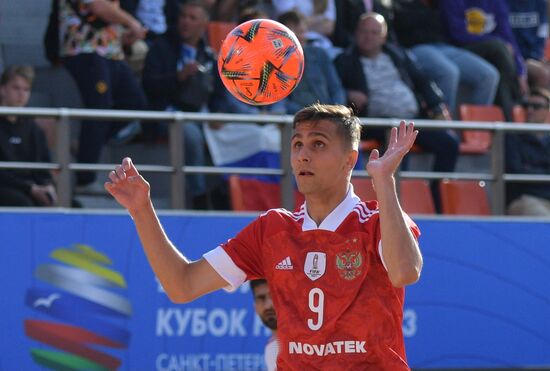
[359,139,382,152]
[544,39,550,61]
[400,179,435,215]
[439,180,491,215]
[208,21,237,53]
[228,175,304,211]
[360,139,422,153]
[512,105,526,123]
[351,177,377,202]
[458,104,505,154]
[229,176,436,214]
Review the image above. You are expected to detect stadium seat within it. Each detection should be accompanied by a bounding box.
[228,175,304,211]
[360,139,422,153]
[400,179,435,215]
[512,105,526,123]
[351,177,377,202]
[439,180,491,215]
[207,22,237,53]
[458,104,505,154]
[359,139,381,152]
[351,178,435,214]
[544,39,550,61]
[226,176,438,213]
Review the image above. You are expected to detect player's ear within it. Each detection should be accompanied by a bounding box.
[346,150,358,171]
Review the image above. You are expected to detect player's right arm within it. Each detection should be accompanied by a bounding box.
[105,157,229,303]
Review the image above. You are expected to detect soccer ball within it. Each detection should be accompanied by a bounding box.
[218,19,304,105]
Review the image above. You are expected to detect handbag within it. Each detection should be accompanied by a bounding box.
[177,61,214,111]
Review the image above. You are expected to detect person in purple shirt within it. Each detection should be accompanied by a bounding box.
[507,0,550,90]
[439,0,526,121]
[393,0,499,118]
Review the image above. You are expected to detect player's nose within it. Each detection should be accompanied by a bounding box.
[296,147,311,162]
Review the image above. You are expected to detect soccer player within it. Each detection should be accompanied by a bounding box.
[250,279,278,371]
[105,104,423,369]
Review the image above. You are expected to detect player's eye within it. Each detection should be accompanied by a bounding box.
[293,141,303,149]
[314,141,326,148]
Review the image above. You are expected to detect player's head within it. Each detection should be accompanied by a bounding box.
[0,65,34,108]
[177,0,209,44]
[356,12,387,57]
[250,279,277,330]
[524,88,550,124]
[278,11,307,45]
[291,104,361,195]
[238,7,268,23]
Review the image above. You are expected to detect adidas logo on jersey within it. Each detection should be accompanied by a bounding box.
[276,257,293,270]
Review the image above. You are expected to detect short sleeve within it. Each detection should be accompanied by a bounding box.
[203,246,246,292]
[203,216,265,291]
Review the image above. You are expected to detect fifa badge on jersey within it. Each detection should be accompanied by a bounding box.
[304,252,326,281]
[336,250,363,280]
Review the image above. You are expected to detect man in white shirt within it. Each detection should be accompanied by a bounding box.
[251,279,278,371]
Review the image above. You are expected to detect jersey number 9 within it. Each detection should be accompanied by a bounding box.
[307,288,324,331]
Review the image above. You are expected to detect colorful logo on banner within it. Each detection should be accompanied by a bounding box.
[24,244,132,370]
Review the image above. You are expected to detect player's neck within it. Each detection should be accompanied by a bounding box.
[305,186,348,227]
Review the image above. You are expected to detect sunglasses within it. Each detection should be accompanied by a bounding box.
[522,101,547,110]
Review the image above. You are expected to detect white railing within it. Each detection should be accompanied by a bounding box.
[1,106,550,213]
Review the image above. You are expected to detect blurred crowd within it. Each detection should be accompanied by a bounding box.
[0,0,549,216]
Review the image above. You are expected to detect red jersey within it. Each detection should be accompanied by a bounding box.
[204,187,420,370]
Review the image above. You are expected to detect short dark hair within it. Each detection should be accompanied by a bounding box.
[530,88,550,110]
[179,0,210,19]
[0,65,34,86]
[238,7,268,23]
[277,10,305,27]
[293,104,362,150]
[250,279,267,295]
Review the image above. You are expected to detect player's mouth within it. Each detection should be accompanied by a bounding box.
[298,170,314,176]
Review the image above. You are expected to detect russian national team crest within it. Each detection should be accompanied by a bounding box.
[304,252,326,281]
[336,250,363,280]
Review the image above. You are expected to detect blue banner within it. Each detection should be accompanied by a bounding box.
[0,212,549,370]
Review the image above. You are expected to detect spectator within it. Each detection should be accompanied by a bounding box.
[121,0,167,43]
[119,0,164,76]
[439,0,526,121]
[272,0,337,54]
[392,0,499,117]
[59,0,148,190]
[142,0,218,208]
[333,0,395,48]
[250,279,278,371]
[278,10,346,114]
[164,0,250,27]
[334,12,459,211]
[507,0,550,90]
[0,66,57,207]
[505,88,550,216]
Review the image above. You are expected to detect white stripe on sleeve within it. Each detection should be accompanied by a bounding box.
[203,246,247,292]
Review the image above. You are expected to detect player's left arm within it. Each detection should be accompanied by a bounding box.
[367,121,423,287]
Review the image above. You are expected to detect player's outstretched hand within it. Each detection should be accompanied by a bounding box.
[366,121,418,180]
[104,157,151,213]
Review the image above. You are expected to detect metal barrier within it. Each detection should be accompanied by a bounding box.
[1,106,550,213]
